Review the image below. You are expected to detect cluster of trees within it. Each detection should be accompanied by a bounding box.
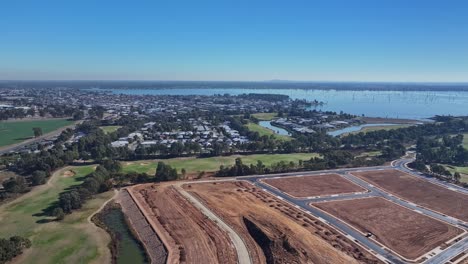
[415,135,467,165]
[0,108,35,120]
[0,236,31,264]
[135,141,202,157]
[88,106,105,119]
[409,133,467,184]
[38,105,78,118]
[54,160,121,218]
[1,176,27,195]
[341,117,468,149]
[0,104,80,120]
[13,147,78,178]
[32,127,43,138]
[0,128,80,201]
[409,161,462,183]
[52,160,180,219]
[155,162,178,181]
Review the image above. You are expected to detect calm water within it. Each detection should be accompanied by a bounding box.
[327,123,402,137]
[106,88,468,119]
[259,121,291,136]
[102,209,148,264]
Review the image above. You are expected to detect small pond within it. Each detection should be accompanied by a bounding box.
[102,208,148,264]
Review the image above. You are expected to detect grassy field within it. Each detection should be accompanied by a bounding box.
[99,126,122,134]
[356,151,382,157]
[463,133,468,150]
[338,124,413,137]
[251,112,278,121]
[359,124,412,133]
[0,119,74,147]
[445,165,468,183]
[123,153,319,175]
[246,122,291,141]
[0,166,113,264]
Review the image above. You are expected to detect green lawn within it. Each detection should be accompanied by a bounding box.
[246,122,291,141]
[0,119,74,147]
[359,124,412,133]
[123,153,319,175]
[356,151,382,158]
[251,112,278,121]
[0,165,113,264]
[99,126,122,134]
[445,165,468,183]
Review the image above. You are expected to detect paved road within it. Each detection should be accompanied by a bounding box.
[243,171,405,264]
[241,157,468,264]
[167,155,467,263]
[174,183,253,264]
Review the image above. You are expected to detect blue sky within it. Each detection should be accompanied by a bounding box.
[1,0,467,81]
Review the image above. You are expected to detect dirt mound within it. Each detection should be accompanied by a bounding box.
[243,217,302,263]
[132,183,237,264]
[187,181,381,264]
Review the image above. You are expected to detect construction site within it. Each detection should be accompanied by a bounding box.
[119,159,468,264]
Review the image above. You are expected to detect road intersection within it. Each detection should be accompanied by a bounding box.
[239,157,468,264]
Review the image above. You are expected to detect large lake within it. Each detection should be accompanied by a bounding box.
[105,88,468,119]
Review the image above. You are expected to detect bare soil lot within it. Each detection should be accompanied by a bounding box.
[263,174,366,198]
[131,183,237,264]
[313,197,463,260]
[186,181,381,264]
[352,169,468,222]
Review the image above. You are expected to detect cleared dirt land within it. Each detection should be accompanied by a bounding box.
[313,197,463,260]
[131,183,237,264]
[186,181,381,264]
[352,169,468,222]
[263,174,366,198]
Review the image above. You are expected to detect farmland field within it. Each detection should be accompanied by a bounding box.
[0,165,113,264]
[0,119,74,147]
[122,153,319,176]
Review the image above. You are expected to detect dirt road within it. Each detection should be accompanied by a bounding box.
[174,183,252,264]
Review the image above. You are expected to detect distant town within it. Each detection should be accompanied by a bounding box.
[0,85,467,264]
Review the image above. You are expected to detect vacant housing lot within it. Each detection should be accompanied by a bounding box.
[352,169,468,222]
[313,197,463,260]
[186,181,380,264]
[263,174,366,198]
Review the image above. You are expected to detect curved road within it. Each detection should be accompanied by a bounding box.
[241,156,468,264]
